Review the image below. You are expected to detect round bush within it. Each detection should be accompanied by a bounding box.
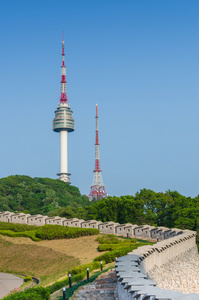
[24,275,32,282]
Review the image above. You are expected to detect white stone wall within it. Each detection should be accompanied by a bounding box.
[0,211,190,242]
[117,230,198,299]
[10,213,31,224]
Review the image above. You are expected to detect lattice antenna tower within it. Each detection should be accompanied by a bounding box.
[88,104,108,200]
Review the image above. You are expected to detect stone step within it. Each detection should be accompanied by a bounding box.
[72,270,118,300]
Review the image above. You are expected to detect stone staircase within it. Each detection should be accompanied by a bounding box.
[72,270,118,299]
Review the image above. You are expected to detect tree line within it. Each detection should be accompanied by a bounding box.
[0,176,198,236]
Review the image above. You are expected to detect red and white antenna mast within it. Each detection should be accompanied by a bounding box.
[88,104,108,200]
[60,32,67,103]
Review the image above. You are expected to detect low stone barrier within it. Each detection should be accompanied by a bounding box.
[116,230,198,299]
[0,211,185,241]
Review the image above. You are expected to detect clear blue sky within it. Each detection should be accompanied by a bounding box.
[0,0,198,197]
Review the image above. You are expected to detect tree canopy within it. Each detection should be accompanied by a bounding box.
[0,176,198,235]
[0,175,90,215]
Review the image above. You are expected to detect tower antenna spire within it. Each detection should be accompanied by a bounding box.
[88,104,108,200]
[60,32,67,103]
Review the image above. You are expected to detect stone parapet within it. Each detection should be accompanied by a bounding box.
[116,230,198,299]
[0,211,189,241]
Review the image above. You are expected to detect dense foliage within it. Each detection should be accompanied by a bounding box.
[0,176,198,243]
[0,175,90,215]
[87,190,199,232]
[3,287,50,300]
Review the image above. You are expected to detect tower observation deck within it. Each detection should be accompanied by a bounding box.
[88,104,108,200]
[53,36,74,184]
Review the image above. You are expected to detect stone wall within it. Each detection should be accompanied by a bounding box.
[0,211,185,241]
[116,230,198,299]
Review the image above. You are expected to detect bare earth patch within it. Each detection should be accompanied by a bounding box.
[1,234,103,264]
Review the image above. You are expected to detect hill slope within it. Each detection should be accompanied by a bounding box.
[0,175,90,215]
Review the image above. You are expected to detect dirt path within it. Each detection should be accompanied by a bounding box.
[1,235,104,264]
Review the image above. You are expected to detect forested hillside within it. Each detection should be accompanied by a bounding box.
[0,176,198,236]
[0,175,90,215]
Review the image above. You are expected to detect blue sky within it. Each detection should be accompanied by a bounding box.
[0,0,198,197]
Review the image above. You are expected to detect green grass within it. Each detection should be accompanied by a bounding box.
[0,238,79,287]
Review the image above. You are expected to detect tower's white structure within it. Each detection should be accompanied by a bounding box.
[53,37,74,184]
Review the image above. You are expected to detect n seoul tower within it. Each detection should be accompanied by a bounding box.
[53,36,74,183]
[88,104,108,200]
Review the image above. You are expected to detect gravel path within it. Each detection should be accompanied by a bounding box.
[148,247,199,294]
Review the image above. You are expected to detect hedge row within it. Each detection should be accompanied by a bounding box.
[0,230,41,241]
[96,234,137,245]
[94,242,152,263]
[3,287,50,300]
[68,261,103,275]
[0,224,99,241]
[0,221,38,232]
[47,272,85,294]
[35,225,99,240]
[98,243,132,251]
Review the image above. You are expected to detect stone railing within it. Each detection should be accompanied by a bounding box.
[0,211,184,241]
[116,230,198,299]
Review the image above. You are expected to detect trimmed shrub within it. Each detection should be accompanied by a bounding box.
[3,287,50,300]
[98,243,132,251]
[68,261,103,275]
[96,234,122,244]
[96,234,137,245]
[24,275,32,282]
[35,225,99,240]
[94,242,152,263]
[94,246,133,263]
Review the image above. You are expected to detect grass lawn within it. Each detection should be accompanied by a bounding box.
[0,232,152,291]
[0,237,79,286]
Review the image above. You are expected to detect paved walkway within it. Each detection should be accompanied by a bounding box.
[72,270,118,299]
[0,273,23,299]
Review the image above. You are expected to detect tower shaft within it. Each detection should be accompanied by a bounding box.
[88,104,108,201]
[60,130,68,174]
